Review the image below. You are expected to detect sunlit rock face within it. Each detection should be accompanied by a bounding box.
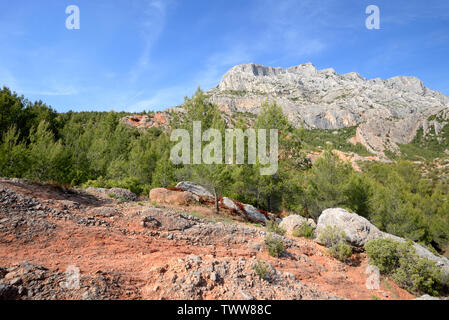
[208,63,449,155]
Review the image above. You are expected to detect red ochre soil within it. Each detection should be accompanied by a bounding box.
[0,179,414,300]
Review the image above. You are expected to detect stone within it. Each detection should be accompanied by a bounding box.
[141,208,193,231]
[317,208,449,275]
[316,208,384,247]
[279,215,308,234]
[176,182,213,199]
[207,63,449,156]
[243,204,267,224]
[0,283,19,300]
[10,277,22,286]
[222,197,243,214]
[210,272,219,282]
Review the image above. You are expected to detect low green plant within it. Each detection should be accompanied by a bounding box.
[365,238,448,296]
[292,223,315,239]
[265,234,285,258]
[318,225,346,248]
[328,241,353,261]
[253,260,270,280]
[266,221,286,236]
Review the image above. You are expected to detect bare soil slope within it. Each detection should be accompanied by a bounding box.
[0,178,414,300]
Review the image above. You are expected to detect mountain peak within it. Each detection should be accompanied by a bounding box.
[209,63,449,156]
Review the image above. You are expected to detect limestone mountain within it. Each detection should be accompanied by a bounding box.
[207,63,449,157]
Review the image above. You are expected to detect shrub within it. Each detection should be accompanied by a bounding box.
[318,225,346,248]
[328,242,353,262]
[265,234,285,258]
[365,238,447,296]
[365,238,402,273]
[266,221,286,236]
[292,223,315,239]
[253,260,270,280]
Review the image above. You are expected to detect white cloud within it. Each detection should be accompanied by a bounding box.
[128,0,174,83]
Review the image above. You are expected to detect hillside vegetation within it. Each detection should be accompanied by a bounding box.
[1,86,448,257]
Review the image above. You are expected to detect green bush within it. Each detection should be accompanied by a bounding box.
[265,234,285,258]
[292,223,315,239]
[365,238,447,296]
[82,177,147,195]
[328,242,353,261]
[266,221,286,236]
[365,238,402,273]
[253,260,270,280]
[318,225,347,248]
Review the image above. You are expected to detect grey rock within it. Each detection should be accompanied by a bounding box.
[142,208,193,231]
[279,215,308,234]
[207,63,449,156]
[222,197,243,214]
[243,204,267,224]
[0,283,19,300]
[176,182,213,199]
[316,208,384,247]
[414,294,441,300]
[317,208,449,275]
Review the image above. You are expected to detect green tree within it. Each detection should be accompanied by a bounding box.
[0,126,28,177]
[27,121,66,182]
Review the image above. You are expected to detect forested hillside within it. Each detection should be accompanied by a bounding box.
[1,86,448,257]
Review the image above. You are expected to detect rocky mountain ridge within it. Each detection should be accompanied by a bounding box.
[207,63,449,156]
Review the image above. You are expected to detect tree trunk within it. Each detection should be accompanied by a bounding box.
[214,187,219,215]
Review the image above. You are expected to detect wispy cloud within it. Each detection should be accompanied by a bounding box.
[128,0,173,83]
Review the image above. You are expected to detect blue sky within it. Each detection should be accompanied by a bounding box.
[1,0,448,112]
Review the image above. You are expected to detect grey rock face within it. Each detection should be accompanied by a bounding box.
[316,208,449,275]
[222,197,243,214]
[316,208,385,247]
[176,182,213,199]
[208,63,449,155]
[243,204,267,224]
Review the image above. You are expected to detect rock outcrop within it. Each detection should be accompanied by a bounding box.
[120,113,170,130]
[207,63,449,156]
[176,182,214,199]
[243,204,267,224]
[316,208,449,274]
[279,215,316,235]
